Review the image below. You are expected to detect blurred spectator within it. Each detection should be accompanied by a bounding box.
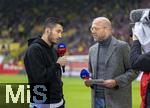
[0,0,145,59]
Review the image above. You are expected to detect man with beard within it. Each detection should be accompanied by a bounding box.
[24,17,67,108]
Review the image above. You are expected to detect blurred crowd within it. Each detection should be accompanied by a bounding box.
[0,0,149,60]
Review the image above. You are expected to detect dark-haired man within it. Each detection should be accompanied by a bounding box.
[24,17,67,108]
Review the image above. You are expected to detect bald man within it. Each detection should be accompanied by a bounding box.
[84,17,139,108]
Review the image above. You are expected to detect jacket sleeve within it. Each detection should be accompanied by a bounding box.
[88,48,93,74]
[130,40,150,72]
[24,45,61,83]
[114,43,139,88]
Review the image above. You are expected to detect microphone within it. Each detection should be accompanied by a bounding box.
[130,9,148,23]
[57,43,67,73]
[80,69,104,85]
[129,9,148,37]
[80,69,90,80]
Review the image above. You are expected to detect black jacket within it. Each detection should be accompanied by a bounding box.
[130,40,150,108]
[24,36,63,103]
[130,40,150,72]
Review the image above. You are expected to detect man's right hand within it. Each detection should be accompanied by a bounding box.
[56,56,67,66]
[84,80,93,87]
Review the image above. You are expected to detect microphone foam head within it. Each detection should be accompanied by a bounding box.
[80,69,90,80]
[57,43,67,55]
[130,9,147,23]
[58,43,66,49]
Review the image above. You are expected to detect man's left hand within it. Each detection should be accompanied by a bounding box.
[101,79,117,88]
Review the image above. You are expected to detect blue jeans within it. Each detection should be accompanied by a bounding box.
[30,103,49,108]
[29,99,64,108]
[29,103,64,108]
[94,97,105,108]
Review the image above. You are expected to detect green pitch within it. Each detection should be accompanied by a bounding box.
[0,75,140,108]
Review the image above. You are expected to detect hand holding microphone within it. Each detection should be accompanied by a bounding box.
[80,69,105,87]
[57,43,67,73]
[57,56,67,67]
[132,34,138,41]
[80,69,93,87]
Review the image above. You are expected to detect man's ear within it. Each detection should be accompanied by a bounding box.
[45,28,51,34]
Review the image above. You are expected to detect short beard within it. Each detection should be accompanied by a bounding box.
[47,31,53,44]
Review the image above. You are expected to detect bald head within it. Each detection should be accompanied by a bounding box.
[92,17,112,28]
[91,17,112,42]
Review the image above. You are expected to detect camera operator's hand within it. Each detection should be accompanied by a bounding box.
[56,56,67,66]
[133,34,138,41]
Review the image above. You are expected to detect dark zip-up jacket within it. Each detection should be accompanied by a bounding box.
[130,40,150,108]
[130,40,150,72]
